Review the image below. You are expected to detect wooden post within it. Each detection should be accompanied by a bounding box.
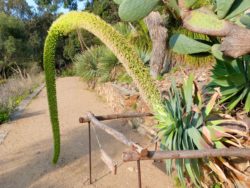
[86,112,148,157]
[88,122,92,184]
[122,148,250,162]
[137,160,142,188]
[100,149,118,175]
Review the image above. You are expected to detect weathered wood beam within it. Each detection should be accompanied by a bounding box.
[122,148,250,162]
[86,112,148,157]
[100,149,117,175]
[79,112,153,123]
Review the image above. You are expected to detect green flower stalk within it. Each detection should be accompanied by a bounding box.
[43,11,164,163]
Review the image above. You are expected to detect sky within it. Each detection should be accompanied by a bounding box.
[26,0,86,13]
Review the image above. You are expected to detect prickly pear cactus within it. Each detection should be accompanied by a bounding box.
[118,0,160,21]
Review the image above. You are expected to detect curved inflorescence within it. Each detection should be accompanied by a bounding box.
[43,11,164,163]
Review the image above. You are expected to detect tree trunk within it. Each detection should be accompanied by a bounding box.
[144,12,168,79]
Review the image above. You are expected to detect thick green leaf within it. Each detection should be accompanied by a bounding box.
[165,0,180,17]
[221,86,243,96]
[183,131,202,183]
[165,131,175,174]
[226,0,250,19]
[185,9,227,32]
[118,0,160,21]
[165,159,172,175]
[215,0,235,19]
[210,77,231,87]
[169,34,211,55]
[244,91,250,112]
[211,44,233,61]
[188,127,211,149]
[185,159,200,187]
[227,88,248,110]
[240,13,250,28]
[220,91,238,103]
[227,73,246,86]
[185,0,197,8]
[183,74,194,112]
[214,141,226,149]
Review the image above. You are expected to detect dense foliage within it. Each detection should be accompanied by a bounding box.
[113,0,250,186]
[74,46,121,87]
[157,75,248,186]
[4,0,249,187]
[0,0,108,79]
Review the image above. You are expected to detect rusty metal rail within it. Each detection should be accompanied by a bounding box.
[79,112,250,188]
[79,112,152,187]
[79,112,153,123]
[122,148,250,162]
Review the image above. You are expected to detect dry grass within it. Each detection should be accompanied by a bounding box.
[0,73,44,123]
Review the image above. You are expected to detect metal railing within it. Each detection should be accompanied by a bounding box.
[79,112,250,188]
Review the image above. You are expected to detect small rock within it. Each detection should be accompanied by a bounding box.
[137,127,146,136]
[127,167,135,172]
[0,131,8,144]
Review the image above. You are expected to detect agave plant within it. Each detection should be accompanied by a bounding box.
[74,46,102,88]
[74,46,122,86]
[208,56,250,113]
[156,75,248,187]
[97,47,121,82]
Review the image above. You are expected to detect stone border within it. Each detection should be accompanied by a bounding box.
[96,82,157,139]
[10,83,45,120]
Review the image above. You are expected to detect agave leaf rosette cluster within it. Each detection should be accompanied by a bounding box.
[155,75,248,187]
[208,56,250,113]
[75,46,121,86]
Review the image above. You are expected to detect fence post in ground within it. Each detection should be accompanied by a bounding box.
[88,122,92,184]
[137,160,142,188]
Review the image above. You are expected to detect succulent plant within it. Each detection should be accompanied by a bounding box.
[208,57,250,113]
[240,13,250,28]
[156,75,248,187]
[169,34,212,54]
[118,0,161,22]
[215,0,235,19]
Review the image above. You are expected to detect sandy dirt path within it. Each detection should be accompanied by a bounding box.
[0,77,174,188]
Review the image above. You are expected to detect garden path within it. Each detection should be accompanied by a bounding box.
[0,77,174,188]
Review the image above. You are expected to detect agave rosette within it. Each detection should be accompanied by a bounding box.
[208,56,250,113]
[156,75,248,187]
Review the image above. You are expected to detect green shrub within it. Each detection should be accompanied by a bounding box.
[60,66,76,77]
[74,46,121,85]
[74,47,102,84]
[97,46,121,82]
[0,74,44,124]
[0,108,9,124]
